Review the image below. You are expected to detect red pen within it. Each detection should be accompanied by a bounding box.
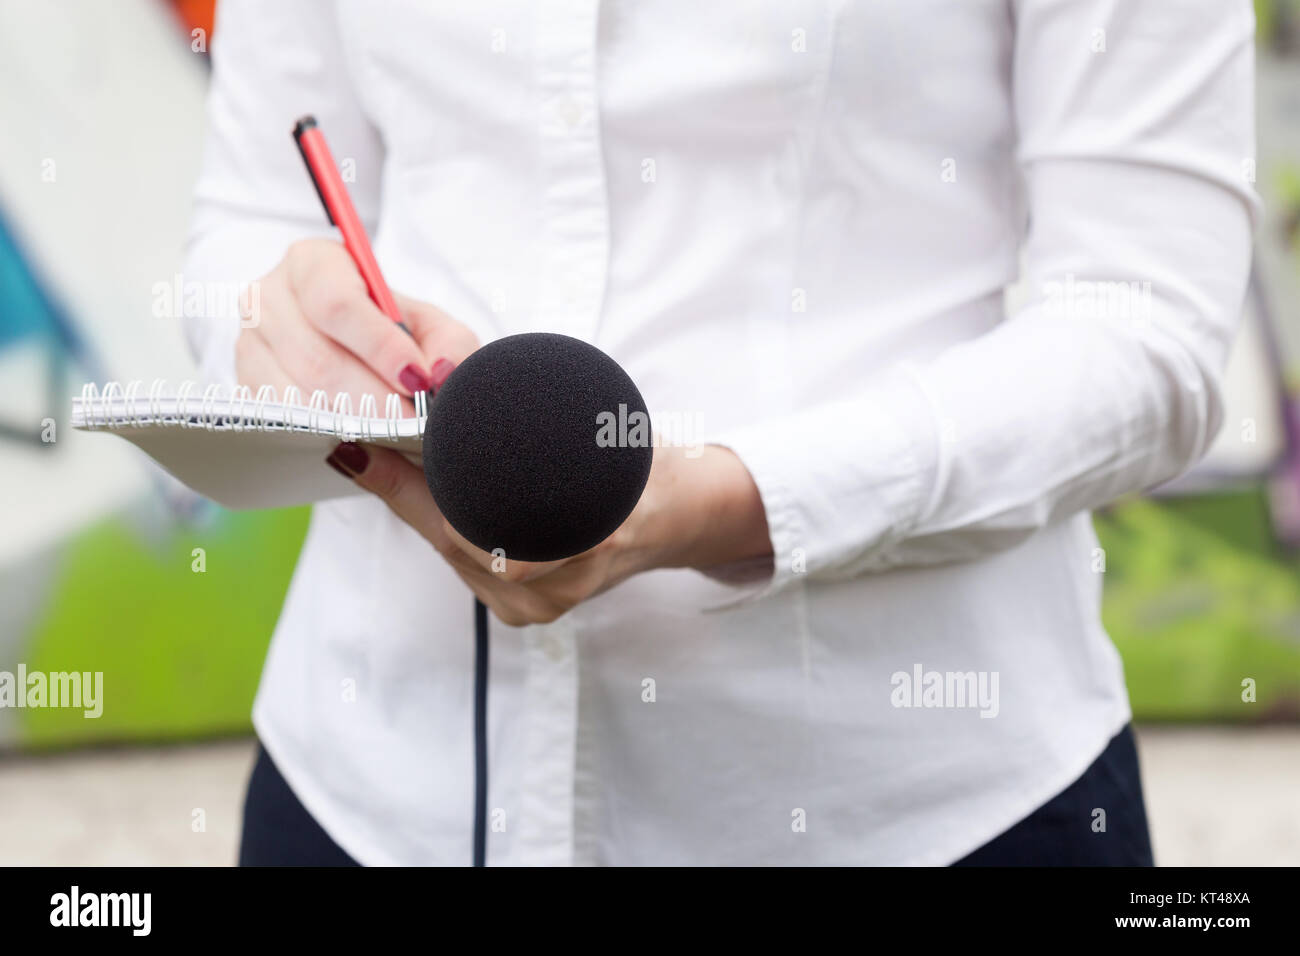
[293,114,411,336]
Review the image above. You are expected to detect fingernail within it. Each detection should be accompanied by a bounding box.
[399,363,433,394]
[326,442,369,477]
[430,357,457,392]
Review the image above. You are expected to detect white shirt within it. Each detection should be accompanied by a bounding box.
[183,0,1257,865]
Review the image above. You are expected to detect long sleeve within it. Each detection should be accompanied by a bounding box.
[712,0,1260,595]
[181,0,384,384]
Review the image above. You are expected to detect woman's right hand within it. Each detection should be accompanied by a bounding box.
[236,238,479,409]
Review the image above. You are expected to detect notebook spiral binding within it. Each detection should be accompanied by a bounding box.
[78,379,427,440]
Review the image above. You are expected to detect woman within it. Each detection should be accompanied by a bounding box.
[184,0,1258,865]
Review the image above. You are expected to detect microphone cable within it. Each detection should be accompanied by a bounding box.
[472,597,489,866]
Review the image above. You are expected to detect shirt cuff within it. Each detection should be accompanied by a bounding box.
[702,364,940,606]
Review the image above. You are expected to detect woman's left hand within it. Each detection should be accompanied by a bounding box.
[325,437,772,626]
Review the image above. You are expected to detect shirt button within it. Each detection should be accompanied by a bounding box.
[541,633,567,662]
[555,96,583,129]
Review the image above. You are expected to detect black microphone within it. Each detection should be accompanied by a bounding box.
[420,331,653,867]
[422,332,654,562]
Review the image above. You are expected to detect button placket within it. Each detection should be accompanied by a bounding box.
[532,0,608,343]
[514,619,579,865]
[512,1,604,864]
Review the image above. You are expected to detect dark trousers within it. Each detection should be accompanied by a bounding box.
[239,724,1153,866]
[954,723,1154,866]
[239,746,359,867]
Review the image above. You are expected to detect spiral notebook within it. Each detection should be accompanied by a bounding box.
[72,380,427,509]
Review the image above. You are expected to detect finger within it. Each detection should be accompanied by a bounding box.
[289,241,436,396]
[395,292,479,367]
[327,442,568,623]
[450,568,569,627]
[440,520,565,584]
[328,442,465,549]
[256,280,403,408]
[433,545,563,622]
[235,330,296,395]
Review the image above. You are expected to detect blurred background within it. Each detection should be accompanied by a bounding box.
[0,0,1298,865]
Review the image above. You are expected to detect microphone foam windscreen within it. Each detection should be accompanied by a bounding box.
[422,332,654,562]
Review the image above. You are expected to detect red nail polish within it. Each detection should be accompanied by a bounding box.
[326,442,369,476]
[325,455,354,479]
[430,357,457,392]
[399,363,433,394]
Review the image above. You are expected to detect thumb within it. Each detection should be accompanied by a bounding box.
[326,442,458,553]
